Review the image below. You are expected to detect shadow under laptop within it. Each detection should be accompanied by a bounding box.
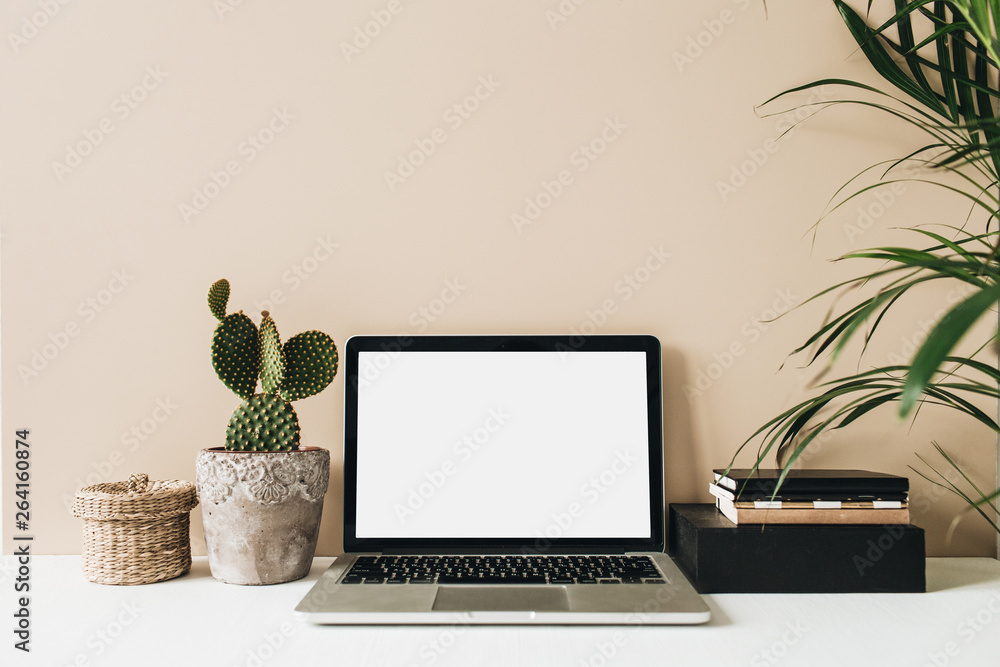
[700,597,732,626]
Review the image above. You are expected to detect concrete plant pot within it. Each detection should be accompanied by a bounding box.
[195,446,329,585]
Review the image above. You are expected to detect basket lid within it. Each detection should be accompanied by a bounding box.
[72,473,199,521]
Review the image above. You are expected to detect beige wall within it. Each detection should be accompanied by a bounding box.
[2,0,996,557]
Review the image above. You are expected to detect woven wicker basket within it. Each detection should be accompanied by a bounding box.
[72,473,199,585]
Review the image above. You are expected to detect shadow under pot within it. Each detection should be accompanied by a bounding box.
[195,446,329,585]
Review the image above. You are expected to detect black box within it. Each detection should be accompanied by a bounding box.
[668,504,925,593]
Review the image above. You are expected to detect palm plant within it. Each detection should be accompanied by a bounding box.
[727,0,1000,533]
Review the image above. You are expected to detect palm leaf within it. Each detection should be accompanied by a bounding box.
[836,0,949,114]
[747,1,1000,537]
[900,281,1000,414]
[909,459,1000,533]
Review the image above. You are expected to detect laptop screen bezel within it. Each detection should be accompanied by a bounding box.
[342,334,665,554]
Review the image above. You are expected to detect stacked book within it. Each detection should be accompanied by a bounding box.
[710,468,909,525]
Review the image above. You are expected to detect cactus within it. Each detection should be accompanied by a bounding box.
[259,312,284,395]
[207,280,230,321]
[282,330,339,402]
[225,393,301,451]
[208,279,338,452]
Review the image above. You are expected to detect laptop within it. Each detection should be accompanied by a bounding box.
[295,334,710,624]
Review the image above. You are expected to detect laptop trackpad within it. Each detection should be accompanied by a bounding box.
[433,586,570,612]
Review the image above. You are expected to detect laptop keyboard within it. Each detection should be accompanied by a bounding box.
[340,555,665,585]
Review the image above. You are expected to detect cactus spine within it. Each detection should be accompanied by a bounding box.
[208,279,338,451]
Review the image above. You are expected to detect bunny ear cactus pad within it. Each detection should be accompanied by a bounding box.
[211,313,261,400]
[225,393,301,451]
[259,311,285,395]
[281,331,339,402]
[208,279,231,322]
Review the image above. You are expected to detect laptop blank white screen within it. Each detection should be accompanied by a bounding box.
[354,350,652,539]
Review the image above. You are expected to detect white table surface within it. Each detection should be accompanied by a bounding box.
[4,556,999,667]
